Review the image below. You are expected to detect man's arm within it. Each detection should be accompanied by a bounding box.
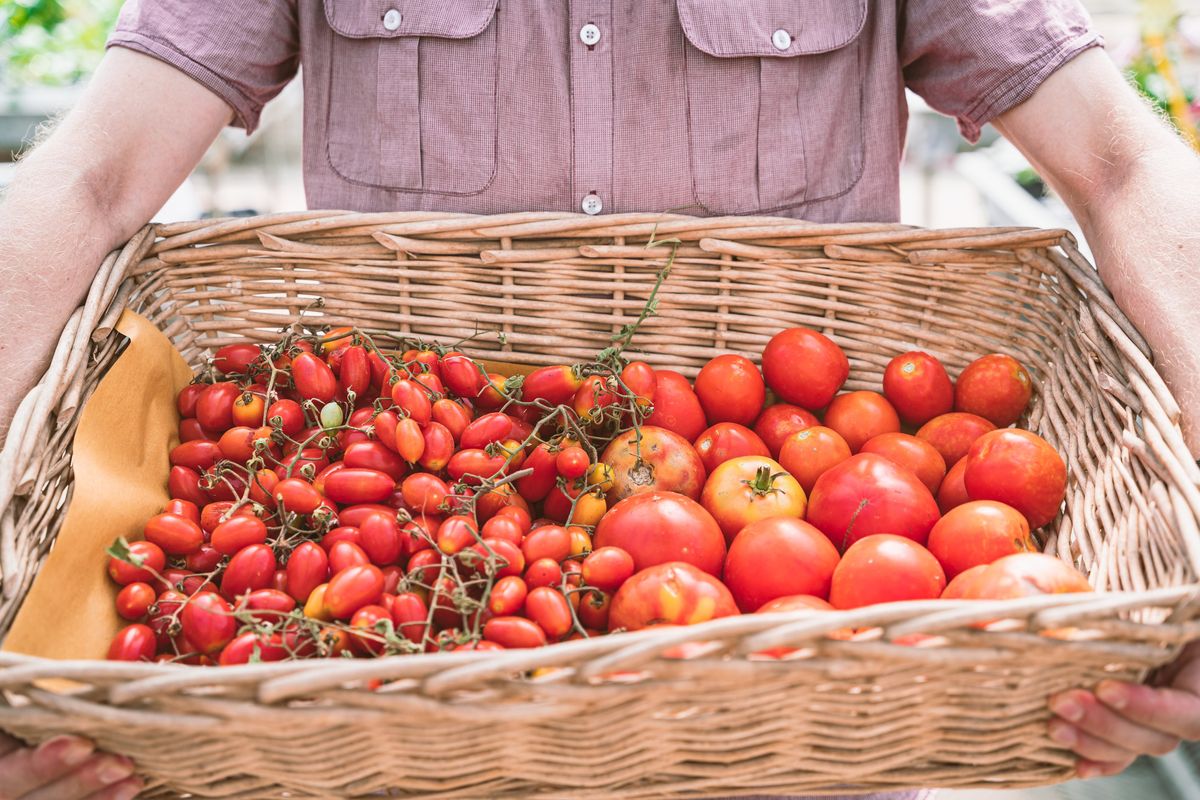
[994,47,1200,452]
[995,48,1200,777]
[0,47,232,442]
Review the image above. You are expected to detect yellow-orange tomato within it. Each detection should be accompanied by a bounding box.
[568,491,607,527]
[778,426,852,494]
[926,500,1034,580]
[303,583,333,621]
[700,456,807,544]
[823,391,901,453]
[588,462,615,493]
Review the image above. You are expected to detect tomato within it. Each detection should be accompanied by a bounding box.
[185,544,223,573]
[218,631,289,665]
[291,352,339,403]
[516,443,558,502]
[181,592,237,655]
[389,592,430,644]
[475,373,508,410]
[460,412,514,450]
[196,382,240,432]
[723,517,840,612]
[568,525,592,556]
[807,453,941,552]
[556,446,590,480]
[447,449,507,484]
[163,498,200,525]
[952,552,1090,605]
[349,604,393,655]
[693,354,766,426]
[761,327,849,410]
[212,342,261,375]
[692,423,770,475]
[418,421,455,472]
[757,594,835,613]
[326,564,385,619]
[398,473,446,516]
[436,515,479,555]
[213,426,253,463]
[237,588,297,622]
[593,491,726,576]
[266,399,305,437]
[581,546,635,592]
[403,348,441,378]
[391,416,424,464]
[303,583,333,620]
[168,465,209,507]
[941,564,989,599]
[210,515,268,555]
[390,379,433,426]
[565,490,606,527]
[440,352,485,398]
[107,624,157,661]
[859,432,947,495]
[338,345,371,399]
[643,370,707,441]
[178,418,213,443]
[964,429,1067,529]
[323,468,395,505]
[177,383,205,418]
[753,404,819,459]
[883,351,955,427]
[777,426,852,494]
[115,582,156,621]
[829,534,946,609]
[525,587,574,640]
[620,361,656,409]
[700,456,807,543]
[329,541,371,573]
[339,442,403,484]
[170,440,222,471]
[601,426,706,503]
[609,562,738,631]
[927,500,1034,580]
[221,544,276,600]
[483,616,548,648]
[573,374,620,422]
[413,371,445,397]
[915,412,996,467]
[489,575,528,616]
[143,512,204,556]
[522,365,584,405]
[431,398,472,442]
[937,457,970,514]
[283,542,328,605]
[520,524,570,564]
[359,511,404,566]
[823,391,900,453]
[954,354,1033,428]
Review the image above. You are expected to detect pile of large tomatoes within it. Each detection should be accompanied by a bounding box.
[105,323,1088,665]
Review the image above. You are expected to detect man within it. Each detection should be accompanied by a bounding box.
[1,1,1199,798]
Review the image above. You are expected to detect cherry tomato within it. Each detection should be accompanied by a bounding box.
[724,517,840,612]
[169,465,210,507]
[345,440,408,482]
[581,547,635,592]
[525,587,573,640]
[185,544,223,573]
[273,478,323,514]
[350,604,393,655]
[107,624,157,661]
[431,398,472,442]
[480,514,524,547]
[483,616,548,649]
[620,361,657,409]
[471,537,525,578]
[178,417,214,443]
[692,423,769,474]
[177,383,205,418]
[476,373,509,410]
[163,499,201,525]
[964,429,1067,529]
[389,592,430,644]
[447,449,507,484]
[461,412,514,451]
[859,432,947,495]
[326,564,385,619]
[220,544,276,600]
[338,504,396,528]
[524,557,564,590]
[291,352,339,403]
[437,351,482,398]
[572,374,620,422]
[323,468,395,505]
[217,631,289,665]
[829,534,946,609]
[516,443,558,503]
[359,511,403,566]
[339,345,372,399]
[210,515,268,555]
[329,541,372,573]
[567,525,592,556]
[577,588,612,629]
[522,365,583,405]
[391,379,433,426]
[644,370,707,441]
[115,582,156,621]
[143,512,204,556]
[436,515,479,555]
[418,421,455,472]
[266,399,305,437]
[521,524,571,564]
[237,588,297,622]
[954,354,1033,428]
[181,592,237,655]
[761,327,849,410]
[196,382,240,433]
[169,440,222,471]
[231,390,266,428]
[489,575,528,616]
[393,417,425,464]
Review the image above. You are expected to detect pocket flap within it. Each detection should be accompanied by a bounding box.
[323,0,498,40]
[677,0,867,57]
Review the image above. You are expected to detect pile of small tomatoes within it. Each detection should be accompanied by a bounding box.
[105,323,1087,665]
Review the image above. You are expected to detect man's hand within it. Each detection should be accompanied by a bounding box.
[0,733,141,799]
[0,48,231,444]
[1047,641,1200,778]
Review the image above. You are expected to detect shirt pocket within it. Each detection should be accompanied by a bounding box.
[677,0,868,215]
[322,0,499,194]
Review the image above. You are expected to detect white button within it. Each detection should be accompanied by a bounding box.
[580,24,601,46]
[581,194,603,215]
[383,9,402,31]
[772,29,791,50]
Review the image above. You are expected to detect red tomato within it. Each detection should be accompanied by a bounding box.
[572,374,620,422]
[692,423,770,474]
[394,417,425,463]
[177,383,205,418]
[757,594,835,613]
[961,552,1090,599]
[489,575,529,616]
[859,432,947,495]
[389,592,430,644]
[169,439,222,471]
[266,399,305,437]
[761,327,849,410]
[823,391,901,453]
[644,370,707,441]
[516,443,558,502]
[163,499,201,525]
[700,456,807,543]
[522,365,584,405]
[291,352,339,403]
[401,473,450,515]
[107,624,157,661]
[195,382,240,433]
[581,547,636,592]
[178,417,213,443]
[620,361,657,410]
[807,453,941,552]
[108,541,166,586]
[273,478,323,514]
[418,421,455,472]
[237,588,297,622]
[593,491,726,577]
[329,541,371,573]
[221,544,276,600]
[694,354,766,426]
[460,412,514,450]
[168,465,209,507]
[724,517,841,612]
[883,351,955,427]
[440,352,486,398]
[218,632,289,665]
[337,504,396,528]
[210,515,268,555]
[525,587,574,640]
[937,457,970,514]
[182,543,220,574]
[213,343,262,375]
[390,379,432,426]
[555,446,590,480]
[349,604,393,655]
[181,592,237,655]
[609,562,738,631]
[524,558,564,590]
[431,399,472,442]
[577,588,611,629]
[286,542,329,603]
[326,564,385,619]
[403,348,441,377]
[954,354,1033,428]
[777,426,852,494]
[753,404,819,459]
[215,426,255,463]
[345,441,408,482]
[143,513,204,556]
[521,525,571,564]
[436,515,479,555]
[115,582,156,621]
[359,511,403,566]
[964,429,1067,529]
[941,564,990,599]
[475,373,508,410]
[829,534,946,609]
[601,426,706,503]
[916,412,996,467]
[927,500,1034,580]
[323,468,395,505]
[483,616,548,648]
[447,449,507,484]
[339,345,371,399]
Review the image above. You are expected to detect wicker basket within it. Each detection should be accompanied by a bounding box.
[1,211,1199,799]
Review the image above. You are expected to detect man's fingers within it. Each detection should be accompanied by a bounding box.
[85,776,143,800]
[1094,680,1200,741]
[23,754,136,800]
[1077,758,1135,780]
[1049,689,1181,756]
[1048,719,1140,763]
[0,735,95,799]
[0,732,22,759]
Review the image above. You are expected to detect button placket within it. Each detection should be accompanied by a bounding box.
[382,9,402,31]
[570,1,613,215]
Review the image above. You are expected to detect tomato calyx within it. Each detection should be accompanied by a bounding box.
[742,465,788,497]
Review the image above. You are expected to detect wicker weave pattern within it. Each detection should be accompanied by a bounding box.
[0,212,1198,798]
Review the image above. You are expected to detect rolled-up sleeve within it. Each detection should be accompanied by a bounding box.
[900,0,1104,142]
[106,0,300,133]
